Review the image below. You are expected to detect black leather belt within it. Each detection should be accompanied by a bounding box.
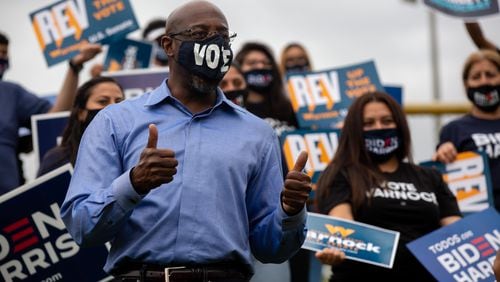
[115,264,250,282]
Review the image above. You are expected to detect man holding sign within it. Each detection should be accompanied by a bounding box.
[61,1,311,281]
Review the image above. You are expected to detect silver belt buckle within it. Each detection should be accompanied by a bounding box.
[164,266,186,282]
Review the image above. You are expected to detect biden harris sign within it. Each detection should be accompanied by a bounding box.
[0,165,111,282]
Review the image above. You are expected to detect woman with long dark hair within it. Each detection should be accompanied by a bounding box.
[235,42,298,133]
[315,91,461,281]
[37,77,124,176]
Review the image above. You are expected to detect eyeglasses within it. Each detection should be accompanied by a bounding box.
[168,28,237,45]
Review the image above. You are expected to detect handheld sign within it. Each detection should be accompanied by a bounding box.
[103,38,153,72]
[407,208,500,282]
[280,129,341,184]
[304,212,400,269]
[286,61,384,129]
[0,165,111,282]
[30,0,139,66]
[31,112,70,167]
[424,0,499,18]
[103,68,168,100]
[420,151,494,216]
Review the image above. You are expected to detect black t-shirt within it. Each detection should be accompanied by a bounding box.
[318,163,461,282]
[439,114,500,211]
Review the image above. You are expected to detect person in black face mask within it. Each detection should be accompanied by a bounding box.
[235,42,298,132]
[219,62,248,107]
[435,49,500,212]
[315,91,462,282]
[59,2,312,281]
[279,43,313,75]
[37,77,124,176]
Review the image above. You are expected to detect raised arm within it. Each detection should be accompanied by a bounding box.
[48,42,102,113]
[464,22,498,51]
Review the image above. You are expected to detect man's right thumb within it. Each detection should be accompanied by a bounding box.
[147,124,158,148]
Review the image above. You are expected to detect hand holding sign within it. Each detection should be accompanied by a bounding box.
[72,42,103,66]
[315,247,346,266]
[131,124,178,194]
[281,151,312,215]
[432,141,457,163]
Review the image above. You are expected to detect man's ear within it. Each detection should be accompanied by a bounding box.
[161,35,174,57]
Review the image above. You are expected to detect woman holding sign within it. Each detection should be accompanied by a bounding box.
[37,77,124,176]
[315,91,462,281]
[434,50,500,212]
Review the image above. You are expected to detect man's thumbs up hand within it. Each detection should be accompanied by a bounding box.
[131,124,178,194]
[281,151,312,216]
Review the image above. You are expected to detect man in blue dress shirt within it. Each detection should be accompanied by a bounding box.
[61,1,312,281]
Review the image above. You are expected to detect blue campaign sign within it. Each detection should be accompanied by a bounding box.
[407,208,500,282]
[383,85,403,105]
[424,0,499,18]
[280,129,341,184]
[420,151,494,216]
[304,212,400,269]
[0,165,111,282]
[29,0,139,66]
[286,61,385,129]
[31,112,70,167]
[103,68,168,99]
[103,38,153,72]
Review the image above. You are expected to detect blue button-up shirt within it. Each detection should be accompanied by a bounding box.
[61,80,306,274]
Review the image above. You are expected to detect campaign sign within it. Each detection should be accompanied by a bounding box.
[303,212,400,269]
[103,67,168,99]
[383,85,403,105]
[103,38,153,72]
[280,129,341,184]
[407,208,500,282]
[0,165,111,282]
[424,0,499,18]
[286,61,384,129]
[31,112,70,167]
[420,151,494,216]
[30,0,140,66]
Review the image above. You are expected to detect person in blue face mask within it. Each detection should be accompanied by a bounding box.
[434,50,500,212]
[37,77,124,176]
[315,91,462,282]
[60,2,312,281]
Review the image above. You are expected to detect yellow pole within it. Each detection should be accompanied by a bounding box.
[404,102,471,115]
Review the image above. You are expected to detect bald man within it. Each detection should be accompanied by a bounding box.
[61,1,311,281]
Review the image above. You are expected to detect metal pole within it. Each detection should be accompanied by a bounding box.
[428,11,442,140]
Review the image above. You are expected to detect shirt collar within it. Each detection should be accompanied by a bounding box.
[144,79,241,112]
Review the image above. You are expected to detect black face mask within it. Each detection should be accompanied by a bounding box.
[0,58,9,80]
[466,84,500,113]
[83,109,101,130]
[285,63,309,74]
[243,69,274,94]
[177,35,233,83]
[224,89,248,106]
[364,128,400,164]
